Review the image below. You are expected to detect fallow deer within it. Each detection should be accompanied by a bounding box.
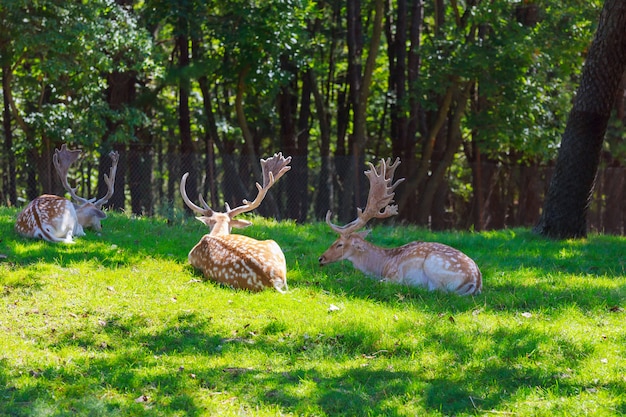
[180,153,291,293]
[15,144,119,243]
[319,157,482,295]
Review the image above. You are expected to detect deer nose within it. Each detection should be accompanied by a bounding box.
[318,256,325,266]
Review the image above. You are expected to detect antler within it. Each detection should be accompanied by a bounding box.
[54,144,89,204]
[53,145,119,208]
[180,152,292,218]
[180,172,214,216]
[228,152,292,218]
[92,150,119,208]
[326,157,405,235]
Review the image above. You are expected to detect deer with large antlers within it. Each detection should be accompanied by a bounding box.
[181,153,291,293]
[319,157,482,295]
[15,144,119,243]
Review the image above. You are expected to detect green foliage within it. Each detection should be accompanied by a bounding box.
[1,0,621,230]
[417,0,602,163]
[1,208,625,416]
[2,0,155,151]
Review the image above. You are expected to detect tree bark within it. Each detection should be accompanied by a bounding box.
[2,62,16,206]
[177,30,197,211]
[311,69,333,220]
[294,67,312,223]
[535,0,626,238]
[102,71,135,210]
[341,0,384,222]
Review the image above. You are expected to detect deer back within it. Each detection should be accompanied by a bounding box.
[15,195,83,243]
[383,241,482,295]
[188,234,287,293]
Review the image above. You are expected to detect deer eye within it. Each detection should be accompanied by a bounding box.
[336,243,343,248]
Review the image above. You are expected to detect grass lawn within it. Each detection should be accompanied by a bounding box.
[0,206,625,416]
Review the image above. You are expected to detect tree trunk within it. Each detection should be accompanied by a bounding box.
[2,62,16,206]
[388,0,408,162]
[197,75,247,208]
[311,69,333,220]
[102,70,135,210]
[236,65,263,185]
[416,82,471,224]
[535,0,626,238]
[177,31,196,211]
[341,0,384,222]
[293,67,312,223]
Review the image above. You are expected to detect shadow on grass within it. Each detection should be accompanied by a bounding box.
[2,307,622,416]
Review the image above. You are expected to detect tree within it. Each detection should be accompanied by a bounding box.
[534,0,626,239]
[336,0,385,222]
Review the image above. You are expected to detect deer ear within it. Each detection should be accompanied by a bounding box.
[231,219,252,229]
[352,238,367,252]
[350,232,369,252]
[357,230,371,239]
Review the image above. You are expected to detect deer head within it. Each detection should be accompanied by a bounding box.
[180,152,292,236]
[54,144,120,231]
[319,157,405,265]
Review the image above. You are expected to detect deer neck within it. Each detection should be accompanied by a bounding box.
[208,224,231,236]
[347,239,388,278]
[203,214,232,237]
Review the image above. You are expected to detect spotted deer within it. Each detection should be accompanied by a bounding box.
[180,153,291,292]
[15,144,119,243]
[319,157,482,295]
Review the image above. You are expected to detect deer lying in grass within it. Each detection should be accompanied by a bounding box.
[15,144,119,243]
[180,153,291,293]
[319,157,482,295]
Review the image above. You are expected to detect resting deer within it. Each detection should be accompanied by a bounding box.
[319,157,482,295]
[15,144,119,243]
[180,153,291,293]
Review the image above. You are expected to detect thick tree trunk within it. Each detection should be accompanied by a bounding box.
[102,71,135,210]
[535,0,626,238]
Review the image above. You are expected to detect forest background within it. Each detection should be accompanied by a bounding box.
[1,0,624,233]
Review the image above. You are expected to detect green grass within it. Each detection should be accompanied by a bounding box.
[1,206,625,416]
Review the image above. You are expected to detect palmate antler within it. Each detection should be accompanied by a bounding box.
[180,152,292,218]
[53,144,85,203]
[326,157,405,235]
[53,144,120,208]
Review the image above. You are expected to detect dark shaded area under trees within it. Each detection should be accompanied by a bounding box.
[1,0,625,235]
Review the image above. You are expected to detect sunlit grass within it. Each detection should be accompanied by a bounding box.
[1,206,625,416]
